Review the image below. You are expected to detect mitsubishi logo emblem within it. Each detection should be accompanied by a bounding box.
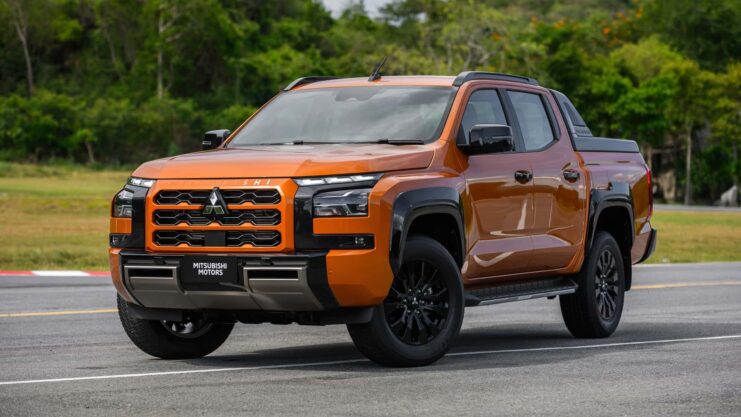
[202,187,229,218]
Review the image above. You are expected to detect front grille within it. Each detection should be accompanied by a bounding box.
[155,189,281,205]
[150,184,286,251]
[226,231,282,247]
[155,231,206,247]
[154,209,281,226]
[154,230,281,247]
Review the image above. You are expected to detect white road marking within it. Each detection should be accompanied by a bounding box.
[31,271,90,277]
[1,334,740,386]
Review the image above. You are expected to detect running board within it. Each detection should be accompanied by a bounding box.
[465,278,578,307]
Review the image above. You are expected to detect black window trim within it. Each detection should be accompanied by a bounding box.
[457,87,522,152]
[503,88,561,153]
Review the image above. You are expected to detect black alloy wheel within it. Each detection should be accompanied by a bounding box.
[594,249,620,321]
[161,316,214,339]
[384,259,449,345]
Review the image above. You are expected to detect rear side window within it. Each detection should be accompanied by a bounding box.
[551,89,592,137]
[458,90,508,144]
[508,91,554,151]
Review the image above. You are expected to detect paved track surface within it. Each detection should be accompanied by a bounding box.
[1,263,740,416]
[654,203,741,213]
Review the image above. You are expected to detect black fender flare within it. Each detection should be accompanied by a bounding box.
[587,182,635,290]
[389,187,465,275]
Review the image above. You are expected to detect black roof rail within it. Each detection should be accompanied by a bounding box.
[283,76,340,91]
[453,71,539,87]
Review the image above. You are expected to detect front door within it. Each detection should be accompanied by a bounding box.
[460,89,535,281]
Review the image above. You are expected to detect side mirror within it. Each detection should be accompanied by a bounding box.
[202,129,231,150]
[460,124,514,155]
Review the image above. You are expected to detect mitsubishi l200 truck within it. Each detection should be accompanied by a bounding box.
[110,71,656,367]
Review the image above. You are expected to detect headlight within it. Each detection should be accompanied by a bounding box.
[128,177,156,188]
[112,177,155,218]
[113,189,134,218]
[313,188,371,217]
[295,173,382,186]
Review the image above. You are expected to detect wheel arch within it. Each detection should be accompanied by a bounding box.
[587,182,635,290]
[389,187,465,275]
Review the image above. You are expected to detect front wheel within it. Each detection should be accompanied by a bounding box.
[560,231,625,338]
[347,236,465,367]
[118,295,234,359]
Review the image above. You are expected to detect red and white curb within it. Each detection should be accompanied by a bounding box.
[0,270,110,277]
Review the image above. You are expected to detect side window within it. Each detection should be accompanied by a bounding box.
[458,90,508,144]
[508,91,554,151]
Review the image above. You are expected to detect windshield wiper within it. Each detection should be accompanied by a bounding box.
[257,139,337,146]
[255,138,426,146]
[372,138,426,145]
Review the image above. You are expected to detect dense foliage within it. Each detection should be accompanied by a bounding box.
[0,0,739,203]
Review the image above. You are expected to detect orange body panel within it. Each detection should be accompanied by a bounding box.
[109,75,652,310]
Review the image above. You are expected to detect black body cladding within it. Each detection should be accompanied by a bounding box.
[586,183,635,290]
[293,180,376,250]
[389,187,465,275]
[110,184,148,249]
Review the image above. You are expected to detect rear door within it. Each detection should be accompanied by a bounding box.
[504,89,587,272]
[460,88,535,281]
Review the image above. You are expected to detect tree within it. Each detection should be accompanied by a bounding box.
[7,0,33,96]
[643,0,741,71]
[661,60,716,205]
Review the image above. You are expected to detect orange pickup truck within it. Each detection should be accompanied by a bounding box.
[110,71,656,366]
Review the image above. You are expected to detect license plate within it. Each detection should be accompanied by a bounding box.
[181,256,241,291]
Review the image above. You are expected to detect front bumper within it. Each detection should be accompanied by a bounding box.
[116,250,338,311]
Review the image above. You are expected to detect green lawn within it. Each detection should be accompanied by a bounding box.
[0,163,129,270]
[0,163,738,270]
[649,210,741,263]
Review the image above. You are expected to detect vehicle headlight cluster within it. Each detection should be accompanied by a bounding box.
[295,174,381,218]
[112,177,156,218]
[127,177,156,188]
[313,188,372,217]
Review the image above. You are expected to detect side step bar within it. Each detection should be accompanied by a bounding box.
[465,278,578,307]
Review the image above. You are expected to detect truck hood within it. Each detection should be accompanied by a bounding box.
[132,144,434,179]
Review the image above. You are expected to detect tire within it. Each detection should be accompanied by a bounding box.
[560,231,625,338]
[347,236,464,367]
[117,295,234,359]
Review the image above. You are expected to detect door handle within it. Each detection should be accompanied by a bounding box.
[563,169,580,182]
[514,170,533,184]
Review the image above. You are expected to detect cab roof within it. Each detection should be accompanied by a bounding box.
[285,72,539,91]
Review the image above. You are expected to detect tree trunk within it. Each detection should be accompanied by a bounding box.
[157,11,164,99]
[84,141,96,164]
[10,1,33,96]
[683,125,692,205]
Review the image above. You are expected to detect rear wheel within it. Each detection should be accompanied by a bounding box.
[347,236,464,367]
[560,231,625,338]
[117,295,233,359]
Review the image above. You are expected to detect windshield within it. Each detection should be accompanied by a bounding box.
[227,86,454,146]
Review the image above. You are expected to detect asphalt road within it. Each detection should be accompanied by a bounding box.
[1,263,741,417]
[654,203,741,213]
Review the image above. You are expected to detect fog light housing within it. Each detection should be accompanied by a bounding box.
[109,233,129,247]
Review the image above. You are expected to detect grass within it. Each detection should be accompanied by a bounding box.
[0,163,128,270]
[649,210,741,264]
[0,163,739,270]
